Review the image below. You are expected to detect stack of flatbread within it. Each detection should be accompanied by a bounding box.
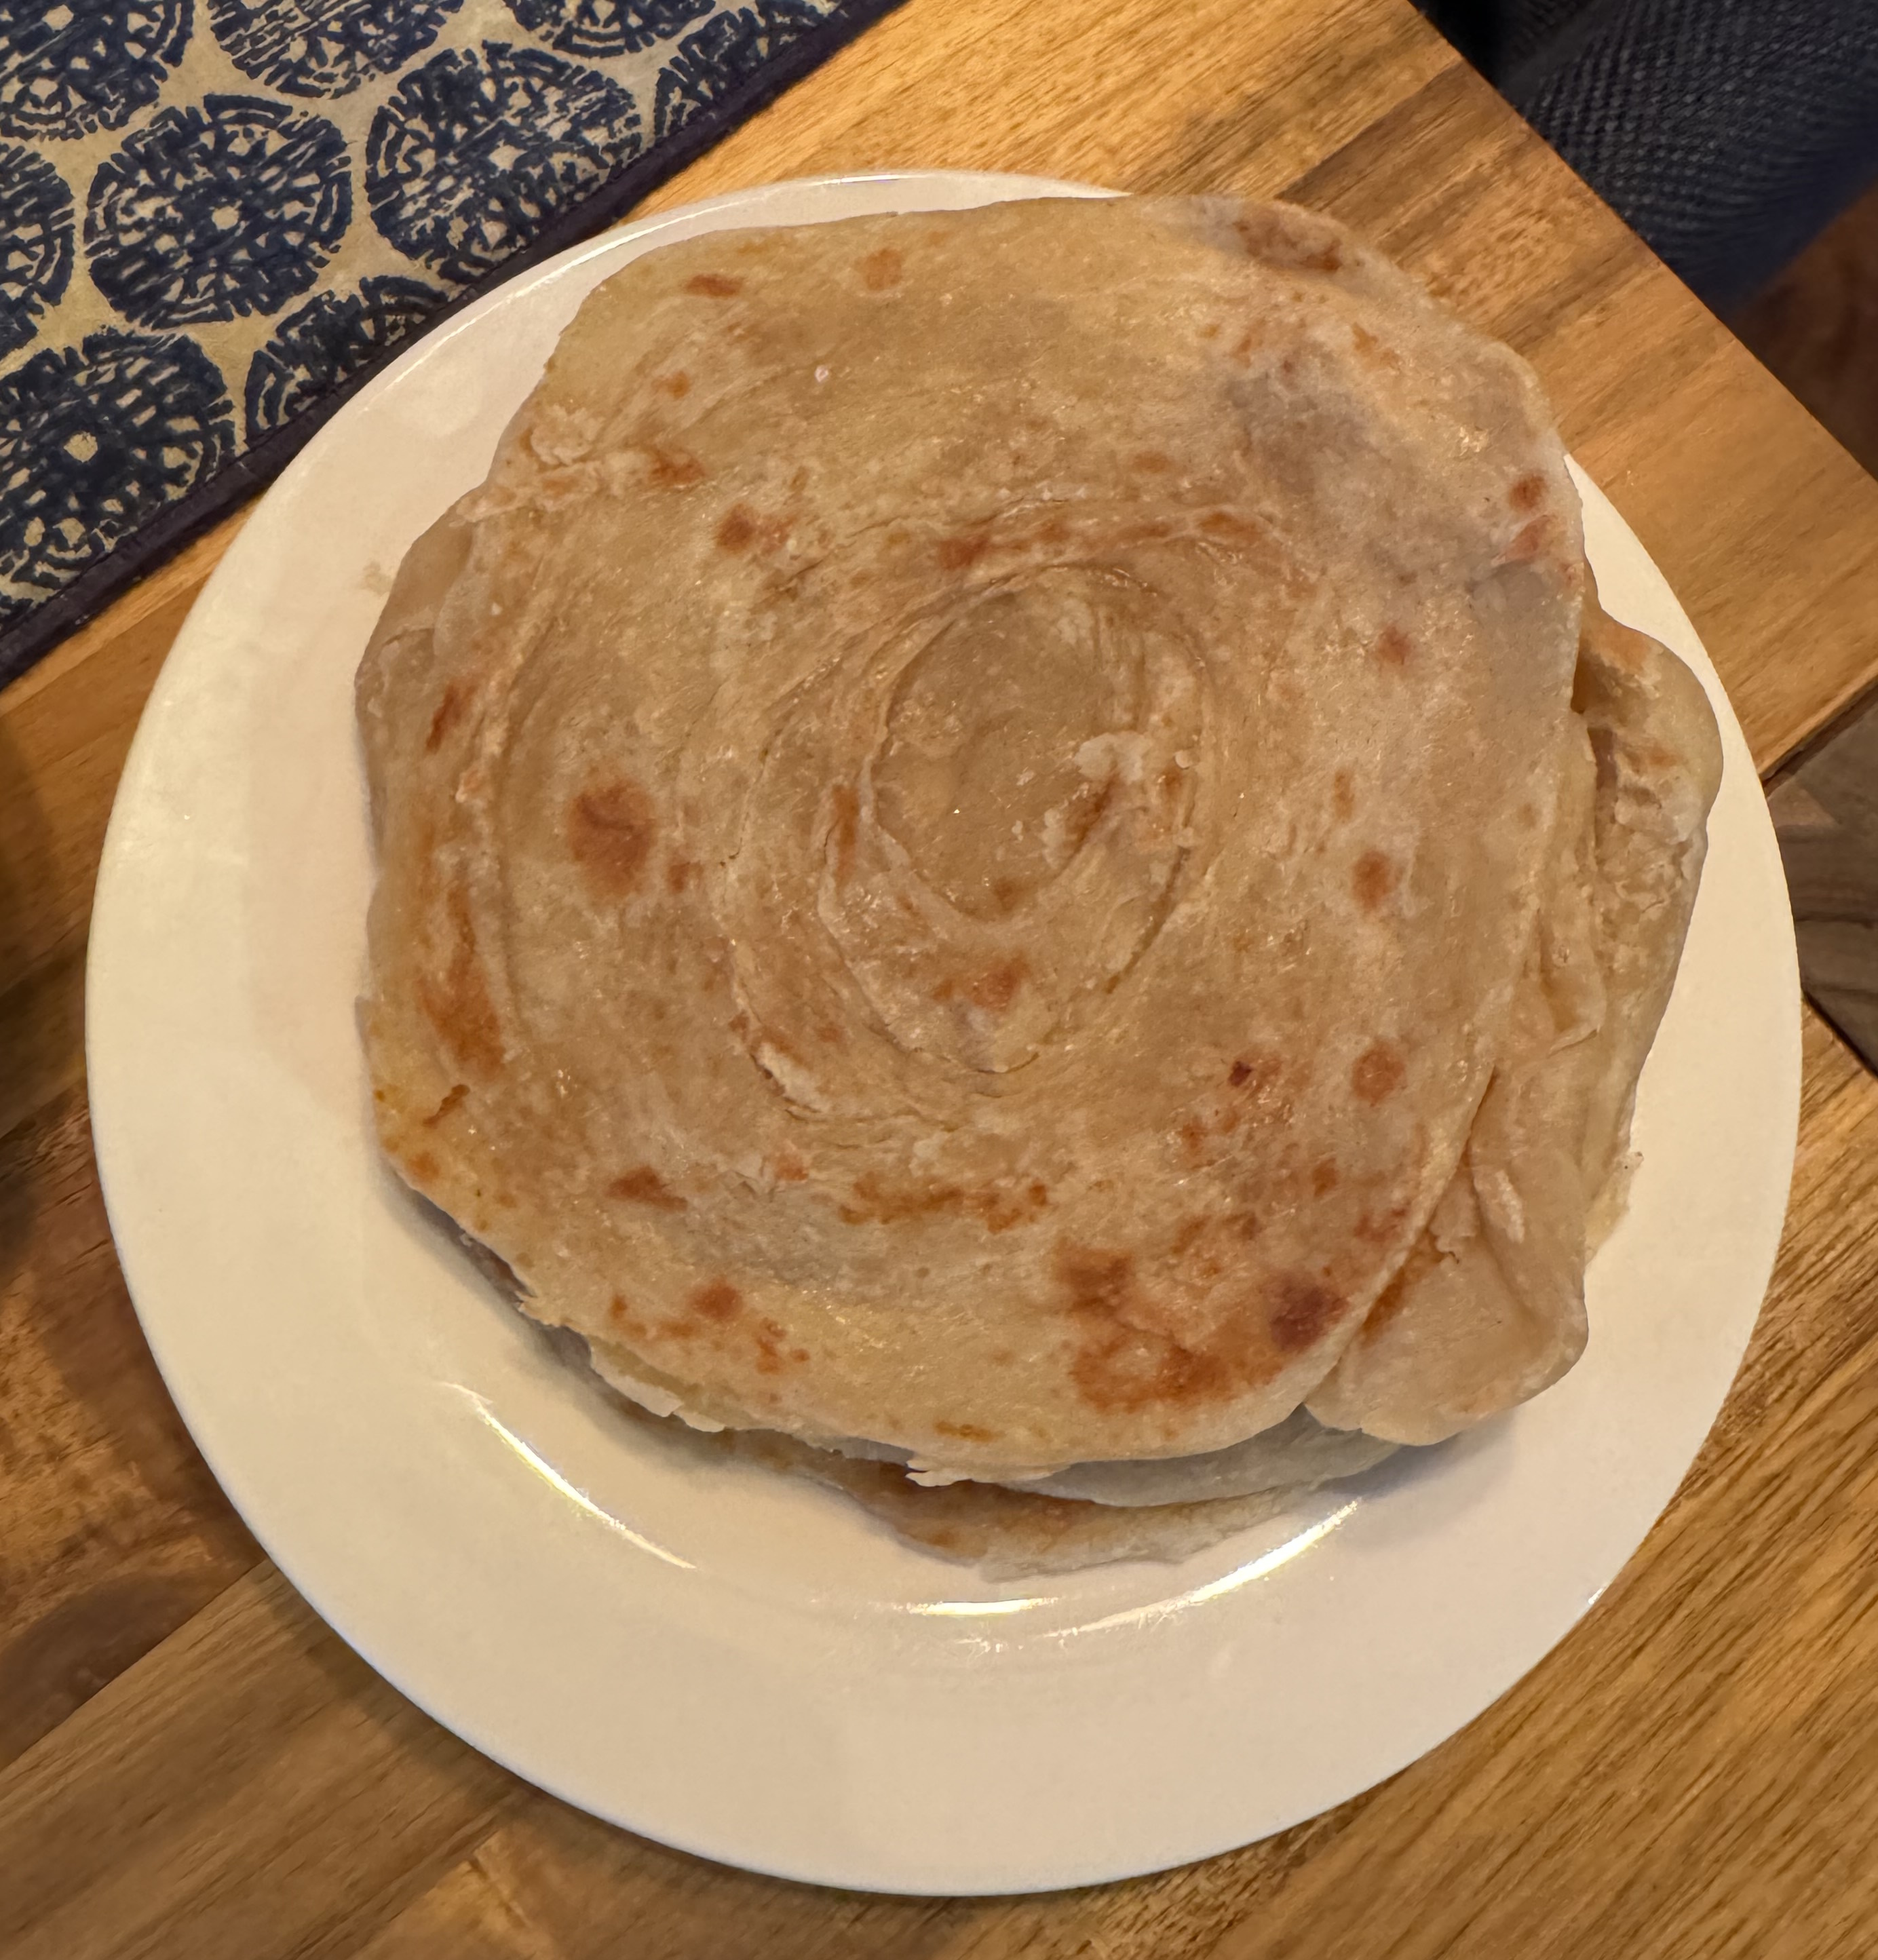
[357,196,1721,1575]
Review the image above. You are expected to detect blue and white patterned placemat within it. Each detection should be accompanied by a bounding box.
[0,0,900,687]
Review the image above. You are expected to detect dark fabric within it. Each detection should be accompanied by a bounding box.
[1416,0,1586,75]
[1417,0,1878,313]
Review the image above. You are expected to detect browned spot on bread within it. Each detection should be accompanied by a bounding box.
[609,1166,687,1212]
[423,1083,468,1128]
[860,246,903,289]
[1200,509,1267,547]
[1349,322,1400,369]
[1065,1279,1239,1413]
[1355,1204,1410,1245]
[406,1149,440,1182]
[936,531,989,571]
[716,505,791,555]
[1375,623,1412,667]
[1268,1273,1345,1352]
[1131,450,1174,474]
[826,783,859,883]
[691,1280,743,1322]
[1501,516,1554,564]
[934,957,1029,1014]
[841,1174,1047,1234]
[1226,1052,1280,1096]
[816,1020,845,1048]
[934,1421,999,1442]
[1311,1157,1340,1197]
[773,1152,809,1183]
[425,681,468,752]
[1057,1245,1136,1318]
[1584,610,1655,677]
[1062,1244,1232,1410]
[1352,849,1396,910]
[1333,769,1357,820]
[685,272,741,297]
[569,778,656,894]
[1199,320,1221,339]
[665,857,697,894]
[837,1176,955,1226]
[657,370,691,397]
[643,446,706,488]
[1509,472,1546,512]
[609,1296,656,1342]
[1352,1040,1406,1104]
[418,888,503,1074]
[754,1317,792,1373]
[1231,212,1342,274]
[1037,515,1069,545]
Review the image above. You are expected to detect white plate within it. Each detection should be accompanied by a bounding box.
[87,172,1800,1896]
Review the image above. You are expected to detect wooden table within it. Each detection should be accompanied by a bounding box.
[5,1,1878,1952]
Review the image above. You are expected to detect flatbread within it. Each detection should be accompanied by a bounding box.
[583,1381,1341,1581]
[722,1430,1307,1581]
[1307,593,1723,1442]
[358,195,1587,1484]
[359,195,1720,1573]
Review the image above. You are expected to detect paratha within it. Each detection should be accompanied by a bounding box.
[357,195,1720,1572]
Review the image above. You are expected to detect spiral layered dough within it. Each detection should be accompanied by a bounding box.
[358,196,1719,1561]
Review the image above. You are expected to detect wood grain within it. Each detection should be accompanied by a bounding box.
[1769,686,1878,1072]
[3,0,1876,1952]
[0,1089,256,1774]
[1736,179,1878,483]
[0,1567,517,1960]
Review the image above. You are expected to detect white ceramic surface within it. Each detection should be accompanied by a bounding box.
[86,172,1801,1896]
